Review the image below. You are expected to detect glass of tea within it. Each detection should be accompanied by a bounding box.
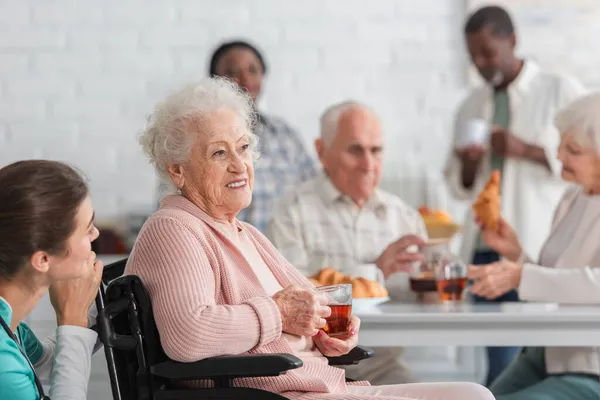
[434,260,468,302]
[315,284,352,338]
[410,240,451,294]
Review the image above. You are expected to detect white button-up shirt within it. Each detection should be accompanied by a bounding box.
[266,173,427,281]
[444,60,586,263]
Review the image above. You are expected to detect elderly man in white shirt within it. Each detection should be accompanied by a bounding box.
[267,101,427,385]
[444,5,586,386]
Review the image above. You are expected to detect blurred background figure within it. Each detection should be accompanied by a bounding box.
[268,101,427,385]
[468,92,600,399]
[158,41,316,232]
[444,5,586,385]
[159,40,316,233]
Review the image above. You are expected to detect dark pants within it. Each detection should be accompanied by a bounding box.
[490,348,600,400]
[472,250,521,387]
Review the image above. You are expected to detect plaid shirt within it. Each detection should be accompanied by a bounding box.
[266,173,427,278]
[237,113,316,232]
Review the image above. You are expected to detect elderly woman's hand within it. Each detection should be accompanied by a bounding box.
[313,315,360,357]
[476,216,523,262]
[468,261,523,299]
[273,285,331,337]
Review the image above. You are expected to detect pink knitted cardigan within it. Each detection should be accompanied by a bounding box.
[125,195,369,399]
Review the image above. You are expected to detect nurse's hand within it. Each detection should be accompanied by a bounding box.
[49,251,104,327]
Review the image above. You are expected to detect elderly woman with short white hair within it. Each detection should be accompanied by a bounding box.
[468,92,600,400]
[126,77,494,400]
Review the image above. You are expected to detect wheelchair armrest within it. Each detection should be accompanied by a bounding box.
[150,353,303,380]
[326,345,375,366]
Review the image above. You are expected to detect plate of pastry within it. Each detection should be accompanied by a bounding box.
[309,267,390,310]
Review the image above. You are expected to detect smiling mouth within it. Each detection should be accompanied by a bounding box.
[226,180,247,189]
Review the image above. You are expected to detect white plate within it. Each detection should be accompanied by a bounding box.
[352,297,390,311]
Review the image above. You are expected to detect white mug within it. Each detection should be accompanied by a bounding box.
[455,118,490,149]
[353,263,385,284]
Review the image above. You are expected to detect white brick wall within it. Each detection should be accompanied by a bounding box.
[0,0,468,221]
[1,0,598,223]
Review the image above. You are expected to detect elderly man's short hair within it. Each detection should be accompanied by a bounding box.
[139,77,259,181]
[555,91,600,154]
[319,101,377,146]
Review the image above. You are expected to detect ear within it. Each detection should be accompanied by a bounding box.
[315,139,326,164]
[509,33,517,50]
[30,251,51,274]
[167,164,185,190]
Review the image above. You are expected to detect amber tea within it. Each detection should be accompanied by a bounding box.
[436,277,468,302]
[435,261,468,303]
[322,304,352,337]
[316,284,352,338]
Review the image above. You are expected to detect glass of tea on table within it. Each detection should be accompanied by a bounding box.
[410,239,468,303]
[435,260,468,302]
[315,284,352,338]
[410,240,449,297]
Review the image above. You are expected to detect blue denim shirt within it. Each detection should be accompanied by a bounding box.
[237,113,316,232]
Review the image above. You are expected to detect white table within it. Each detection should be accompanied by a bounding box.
[355,302,600,347]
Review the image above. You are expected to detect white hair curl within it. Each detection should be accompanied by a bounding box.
[319,100,377,146]
[139,77,259,182]
[555,92,600,155]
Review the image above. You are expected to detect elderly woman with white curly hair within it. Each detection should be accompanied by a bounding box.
[468,92,600,400]
[125,77,494,400]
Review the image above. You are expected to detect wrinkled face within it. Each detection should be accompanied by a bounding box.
[181,109,254,218]
[48,195,99,281]
[214,47,264,103]
[466,26,516,86]
[317,107,383,207]
[558,133,600,190]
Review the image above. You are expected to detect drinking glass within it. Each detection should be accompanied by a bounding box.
[435,260,468,303]
[316,284,352,337]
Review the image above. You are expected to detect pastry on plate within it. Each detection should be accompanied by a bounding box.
[309,268,388,298]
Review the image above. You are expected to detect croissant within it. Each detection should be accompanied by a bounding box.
[473,170,501,231]
[314,267,346,285]
[310,268,388,298]
[308,277,321,286]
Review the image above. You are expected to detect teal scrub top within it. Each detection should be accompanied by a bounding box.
[0,296,44,400]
